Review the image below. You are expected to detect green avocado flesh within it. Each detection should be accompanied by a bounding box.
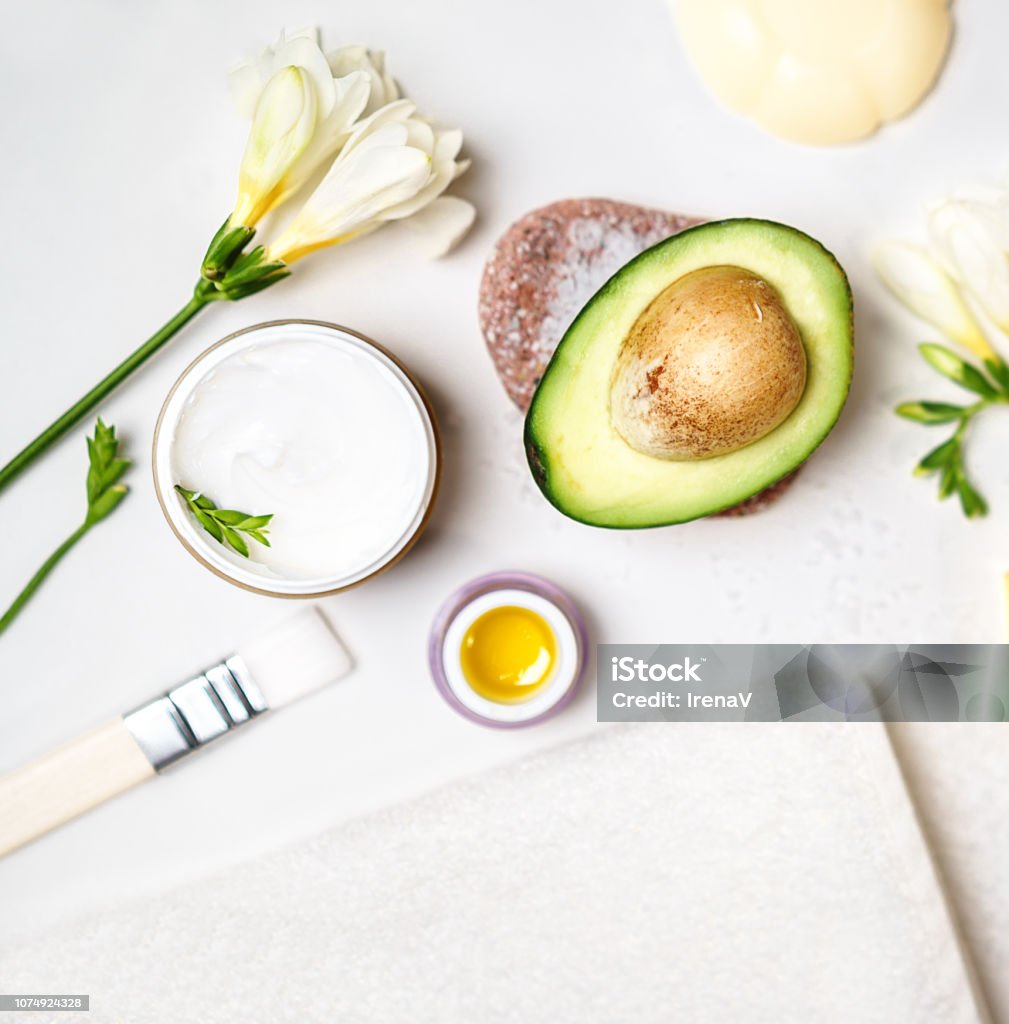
[524,219,854,528]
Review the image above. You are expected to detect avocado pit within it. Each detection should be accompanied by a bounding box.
[609,265,807,460]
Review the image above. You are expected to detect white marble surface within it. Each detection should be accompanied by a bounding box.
[0,0,1006,1017]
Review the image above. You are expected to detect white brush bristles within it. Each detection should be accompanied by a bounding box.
[239,608,352,710]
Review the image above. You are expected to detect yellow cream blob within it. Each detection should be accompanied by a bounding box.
[460,605,557,703]
[674,0,952,144]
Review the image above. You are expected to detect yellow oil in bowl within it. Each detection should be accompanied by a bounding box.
[460,605,557,703]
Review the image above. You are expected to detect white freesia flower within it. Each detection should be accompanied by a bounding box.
[328,45,400,115]
[229,29,370,227]
[928,198,1009,335]
[266,100,474,264]
[872,240,996,363]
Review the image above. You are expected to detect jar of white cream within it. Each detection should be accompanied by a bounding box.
[153,321,439,596]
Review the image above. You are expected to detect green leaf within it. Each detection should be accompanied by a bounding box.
[94,418,114,447]
[227,270,292,301]
[221,526,249,558]
[224,261,287,289]
[86,484,129,524]
[99,458,130,490]
[226,245,266,275]
[174,484,272,559]
[212,509,252,526]
[201,218,256,281]
[193,509,224,543]
[235,514,273,529]
[213,256,291,301]
[86,469,101,507]
[915,436,959,475]
[957,477,988,518]
[919,344,999,398]
[896,401,966,425]
[937,462,958,500]
[86,420,131,518]
[984,357,1009,394]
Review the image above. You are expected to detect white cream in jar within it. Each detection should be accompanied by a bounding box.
[157,322,438,594]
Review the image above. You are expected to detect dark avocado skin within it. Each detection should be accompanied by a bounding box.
[523,218,854,529]
[525,429,550,495]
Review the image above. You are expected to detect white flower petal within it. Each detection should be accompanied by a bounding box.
[231,27,336,123]
[434,128,463,164]
[952,187,1009,250]
[274,34,337,118]
[230,61,269,119]
[327,45,401,115]
[929,199,1009,331]
[327,44,369,78]
[234,65,317,226]
[285,27,320,44]
[270,145,431,259]
[404,119,436,155]
[371,122,413,147]
[382,161,450,220]
[379,71,400,105]
[231,28,324,119]
[401,196,475,257]
[873,240,993,359]
[342,99,416,154]
[332,68,369,108]
[381,123,468,220]
[277,70,371,201]
[316,145,431,221]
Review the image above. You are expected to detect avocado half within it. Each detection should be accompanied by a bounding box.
[524,219,853,528]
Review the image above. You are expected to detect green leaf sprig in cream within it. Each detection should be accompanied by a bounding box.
[875,190,1009,518]
[174,485,272,559]
[0,420,129,637]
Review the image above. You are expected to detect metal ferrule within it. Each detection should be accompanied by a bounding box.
[123,655,268,771]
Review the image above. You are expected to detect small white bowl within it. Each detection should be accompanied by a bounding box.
[153,320,440,598]
[441,588,580,725]
[429,572,589,728]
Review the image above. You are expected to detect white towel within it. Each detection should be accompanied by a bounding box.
[0,724,986,1023]
[891,724,1009,1022]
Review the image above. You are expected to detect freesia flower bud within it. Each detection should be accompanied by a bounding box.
[233,66,317,228]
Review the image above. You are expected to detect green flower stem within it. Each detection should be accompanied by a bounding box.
[0,523,89,636]
[0,289,210,495]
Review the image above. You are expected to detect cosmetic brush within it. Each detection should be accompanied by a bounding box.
[0,607,351,857]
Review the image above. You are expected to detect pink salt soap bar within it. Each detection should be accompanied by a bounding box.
[479,197,798,516]
[479,198,701,411]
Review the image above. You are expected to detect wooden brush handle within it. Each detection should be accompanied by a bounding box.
[0,718,154,857]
